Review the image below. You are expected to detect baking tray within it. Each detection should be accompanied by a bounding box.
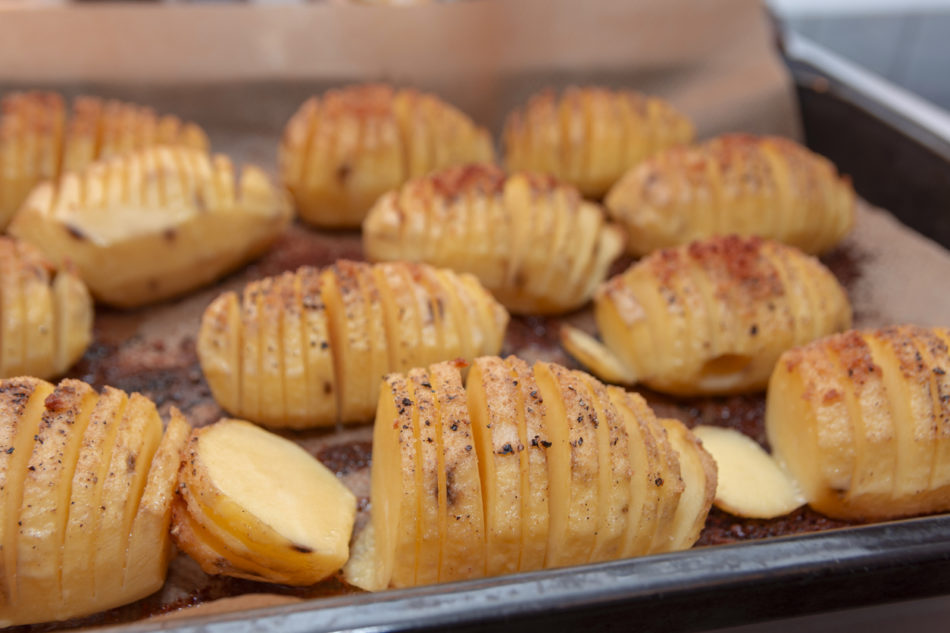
[74,31,949,633]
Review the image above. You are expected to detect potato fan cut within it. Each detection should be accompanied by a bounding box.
[363,164,625,314]
[280,84,494,227]
[562,235,852,396]
[605,134,855,256]
[343,357,716,591]
[0,377,190,627]
[170,419,357,586]
[0,91,208,229]
[503,86,694,198]
[198,260,509,429]
[0,236,92,379]
[9,145,292,308]
[767,325,950,520]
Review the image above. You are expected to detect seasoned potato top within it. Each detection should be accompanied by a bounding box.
[0,91,208,228]
[503,86,694,198]
[0,237,92,380]
[766,325,950,520]
[363,163,625,314]
[563,235,852,396]
[8,146,292,308]
[605,134,855,256]
[279,84,494,227]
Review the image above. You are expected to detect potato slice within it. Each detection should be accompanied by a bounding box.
[172,419,356,585]
[9,146,292,308]
[199,261,508,428]
[363,165,624,315]
[407,369,442,586]
[692,425,800,520]
[503,87,694,198]
[605,134,854,256]
[643,416,685,554]
[660,420,717,550]
[565,236,852,396]
[280,84,492,228]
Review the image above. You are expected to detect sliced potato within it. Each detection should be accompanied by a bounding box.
[0,237,92,379]
[280,84,493,227]
[563,235,852,396]
[198,261,508,428]
[0,91,207,229]
[766,326,950,520]
[692,425,800,519]
[659,419,717,550]
[503,86,694,197]
[171,419,357,586]
[0,378,186,627]
[364,164,625,314]
[9,146,292,308]
[605,134,854,256]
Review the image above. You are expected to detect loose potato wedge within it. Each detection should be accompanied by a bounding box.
[691,425,799,520]
[353,358,713,590]
[171,419,357,586]
[9,146,292,308]
[767,326,950,520]
[0,91,207,228]
[0,378,186,627]
[562,235,852,396]
[364,164,625,314]
[605,134,855,256]
[503,87,694,198]
[0,238,92,379]
[198,261,508,428]
[280,84,493,227]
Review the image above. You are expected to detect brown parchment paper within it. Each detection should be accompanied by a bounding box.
[1,0,947,629]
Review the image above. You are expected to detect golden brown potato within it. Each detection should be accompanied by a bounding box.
[0,377,190,627]
[503,86,694,198]
[170,419,356,586]
[280,84,494,228]
[562,235,852,396]
[363,164,626,314]
[766,325,950,520]
[9,146,292,308]
[0,91,207,229]
[343,357,715,591]
[605,134,855,256]
[198,261,509,429]
[0,237,92,379]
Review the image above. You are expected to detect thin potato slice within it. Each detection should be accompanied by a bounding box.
[660,420,717,551]
[172,419,356,585]
[407,369,442,586]
[691,425,799,520]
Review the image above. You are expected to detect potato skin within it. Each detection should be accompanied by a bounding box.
[9,146,292,308]
[356,357,714,590]
[364,164,625,315]
[197,261,509,428]
[0,237,92,379]
[568,235,851,395]
[280,84,494,228]
[605,134,855,256]
[0,91,207,229]
[503,86,694,198]
[766,326,950,520]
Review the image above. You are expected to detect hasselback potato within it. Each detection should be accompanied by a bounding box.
[561,235,852,395]
[198,261,509,428]
[0,377,190,626]
[343,357,716,591]
[767,325,950,520]
[0,91,207,228]
[604,134,855,256]
[279,84,494,227]
[9,146,292,308]
[171,419,356,585]
[0,237,92,379]
[363,164,625,314]
[503,86,694,198]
